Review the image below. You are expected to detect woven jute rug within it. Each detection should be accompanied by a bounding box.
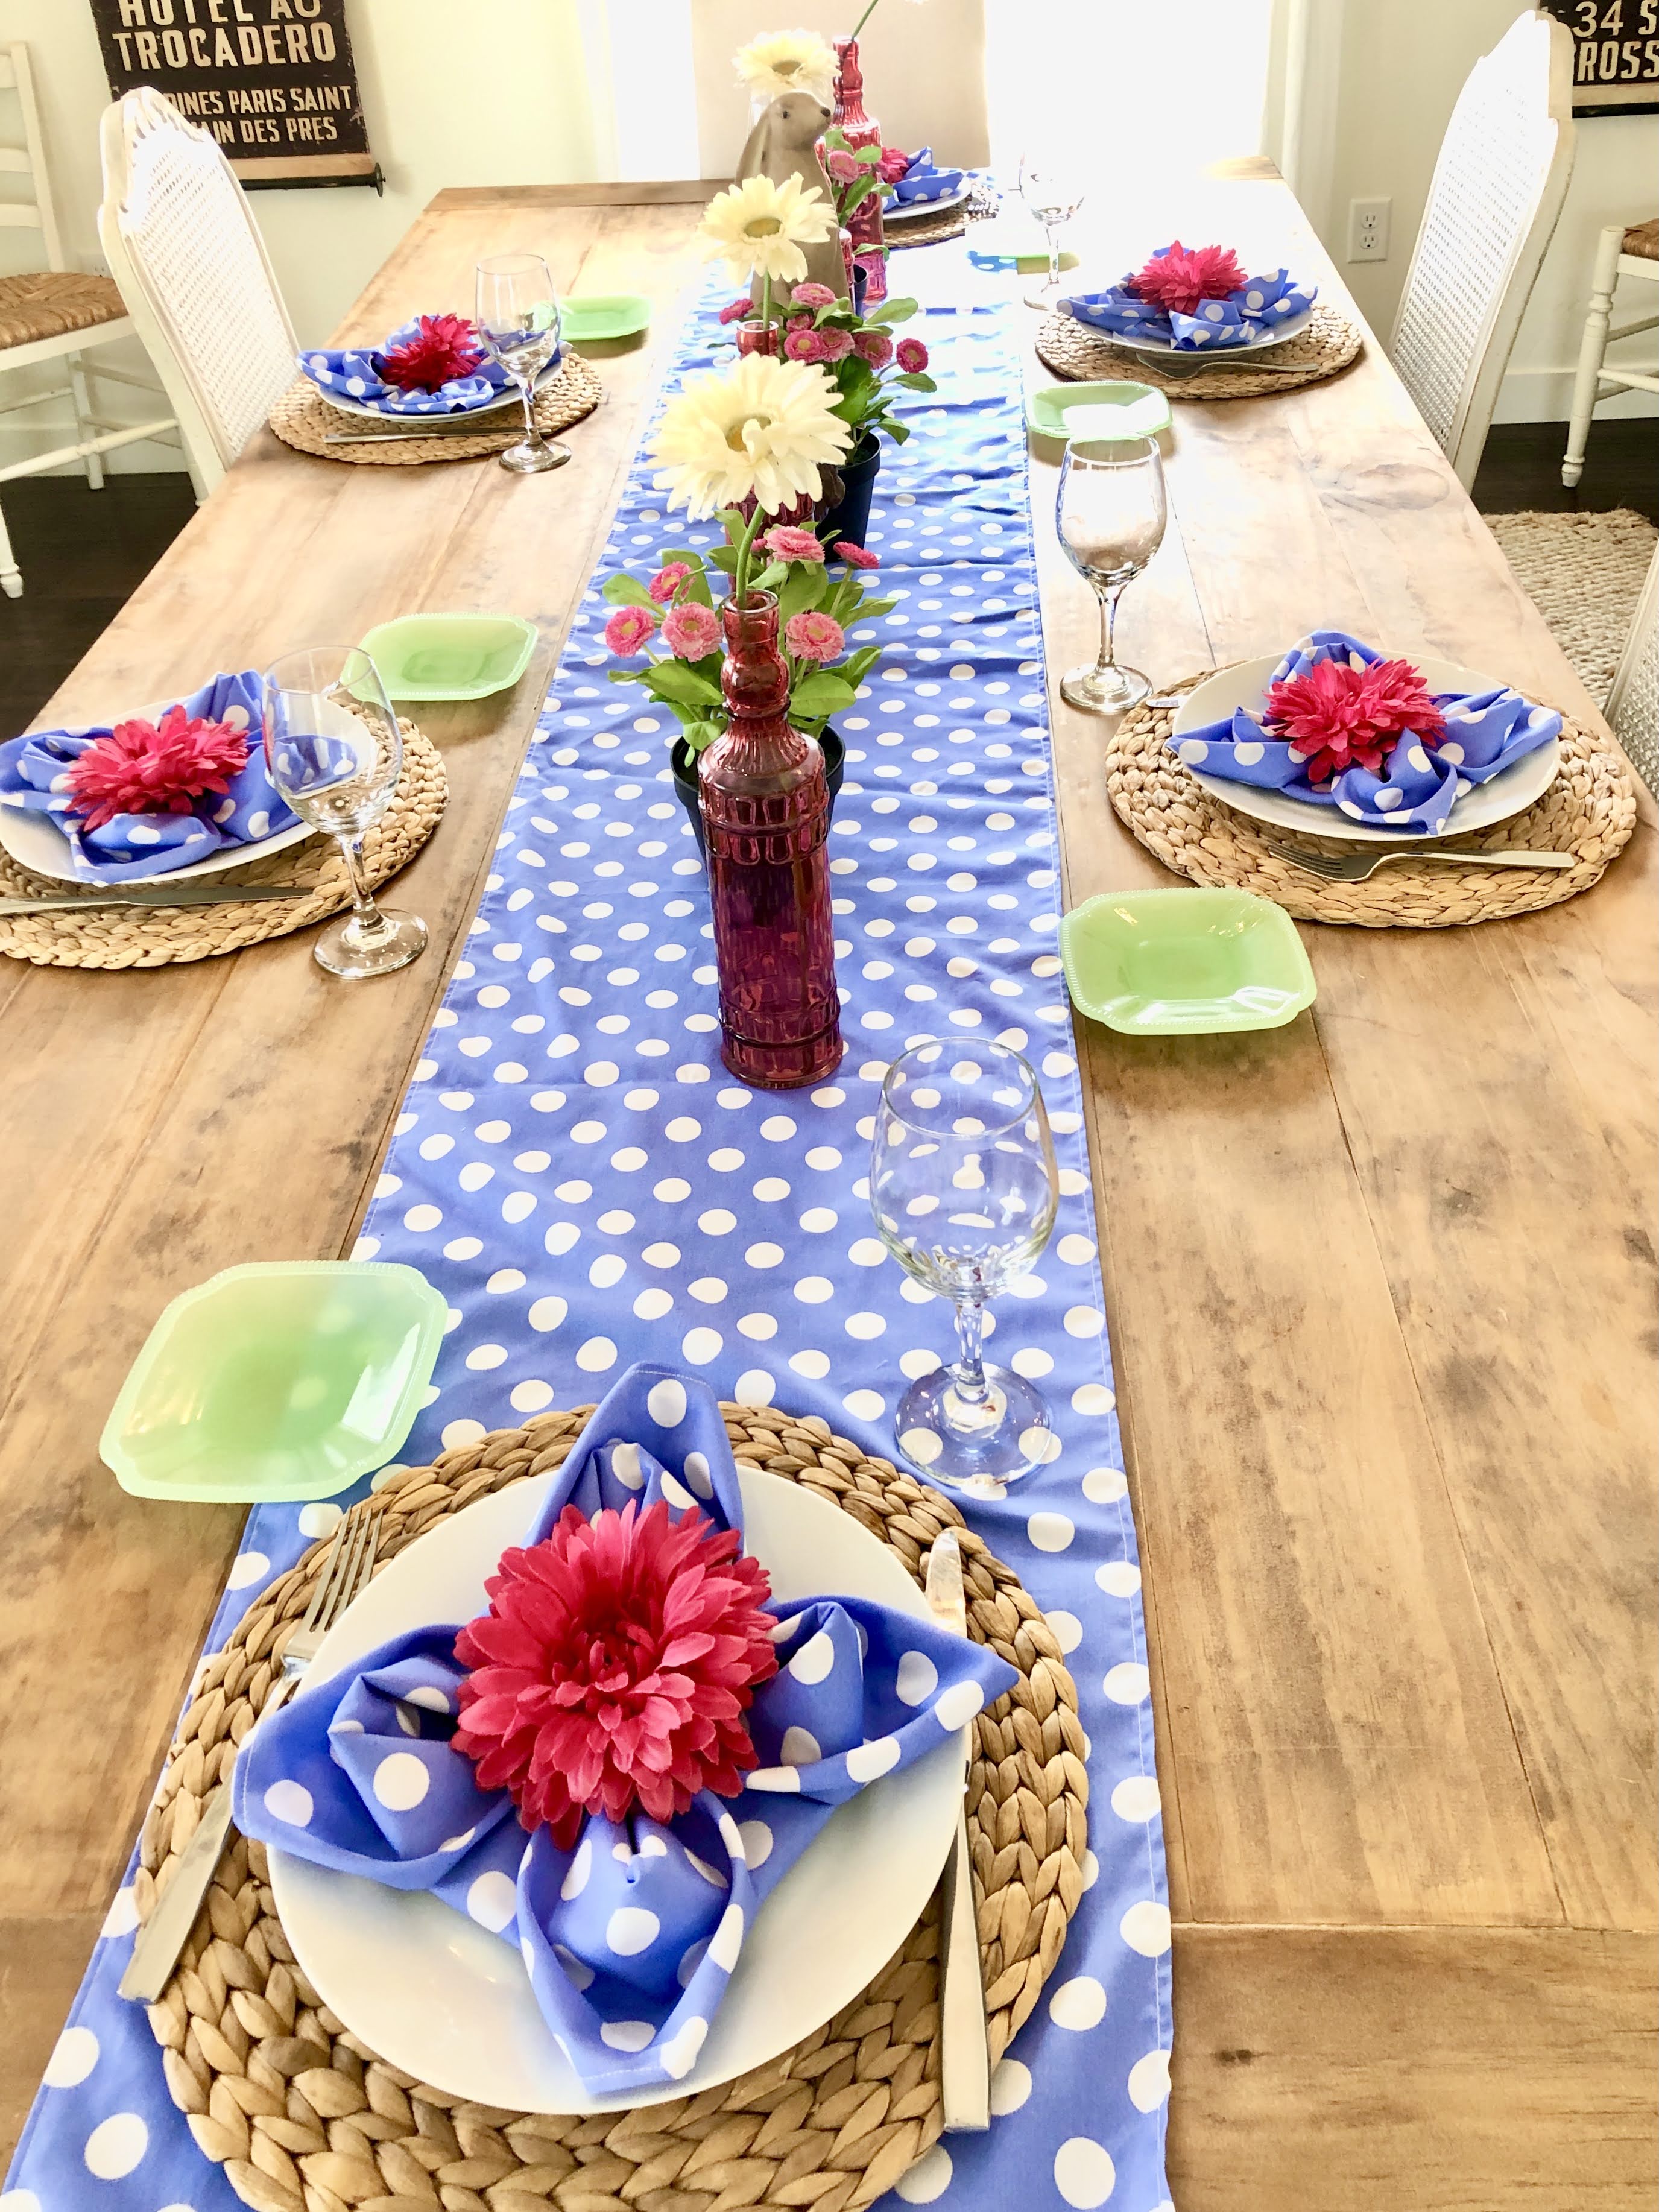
[1107,674,1637,927]
[1035,302,1362,400]
[135,1402,1085,2212]
[886,182,999,251]
[1488,506,1657,702]
[269,353,604,465]
[0,722,446,969]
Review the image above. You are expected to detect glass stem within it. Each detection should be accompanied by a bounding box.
[1046,225,1061,295]
[517,371,540,450]
[1096,583,1123,674]
[337,833,382,937]
[952,1297,990,1407]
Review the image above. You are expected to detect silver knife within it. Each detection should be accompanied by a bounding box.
[0,883,311,915]
[923,1527,991,2131]
[118,1675,299,2002]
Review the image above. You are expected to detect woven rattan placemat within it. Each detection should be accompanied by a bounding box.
[1107,675,1637,926]
[136,1403,1085,2212]
[886,182,999,251]
[270,353,604,465]
[1035,302,1362,400]
[0,722,446,969]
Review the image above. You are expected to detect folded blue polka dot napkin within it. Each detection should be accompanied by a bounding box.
[235,1361,1016,2094]
[891,147,966,204]
[299,321,527,416]
[0,669,299,882]
[1061,264,1316,350]
[1168,628,1563,835]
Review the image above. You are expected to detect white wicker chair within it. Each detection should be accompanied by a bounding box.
[0,43,177,598]
[1606,543,1658,798]
[1390,10,1575,492]
[97,87,298,499]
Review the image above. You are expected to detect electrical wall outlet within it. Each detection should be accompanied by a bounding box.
[1347,197,1391,262]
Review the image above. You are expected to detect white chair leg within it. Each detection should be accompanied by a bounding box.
[1563,223,1622,488]
[0,493,21,597]
[67,352,106,490]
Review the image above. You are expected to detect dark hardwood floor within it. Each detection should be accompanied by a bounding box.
[1,420,1655,744]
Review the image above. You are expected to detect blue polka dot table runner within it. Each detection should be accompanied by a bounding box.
[4,275,1174,2212]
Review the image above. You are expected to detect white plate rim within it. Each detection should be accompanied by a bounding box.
[312,355,561,423]
[1173,651,1563,844]
[1074,301,1316,358]
[0,694,315,886]
[883,177,975,221]
[269,1465,963,2114]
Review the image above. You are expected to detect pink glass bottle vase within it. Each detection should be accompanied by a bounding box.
[700,592,844,1089]
[832,37,887,306]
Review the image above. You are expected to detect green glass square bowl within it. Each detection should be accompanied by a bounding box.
[101,1261,447,1503]
[1060,887,1318,1036]
[359,613,539,702]
[1027,380,1172,443]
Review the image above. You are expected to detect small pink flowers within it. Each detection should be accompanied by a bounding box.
[785,610,846,662]
[604,604,659,656]
[826,148,861,184]
[791,282,837,309]
[853,329,894,368]
[896,336,929,373]
[662,601,721,659]
[648,561,692,604]
[816,326,855,362]
[718,295,754,325]
[763,525,824,563]
[783,326,832,364]
[834,540,880,569]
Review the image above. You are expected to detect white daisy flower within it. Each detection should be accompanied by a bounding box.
[733,28,837,105]
[649,353,852,520]
[698,173,838,289]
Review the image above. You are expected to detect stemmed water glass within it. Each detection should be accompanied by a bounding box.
[1055,434,1168,715]
[475,253,569,475]
[1019,152,1085,312]
[871,1040,1061,1494]
[262,646,428,979]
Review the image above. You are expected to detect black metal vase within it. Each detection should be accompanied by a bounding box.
[817,434,882,550]
[672,726,845,863]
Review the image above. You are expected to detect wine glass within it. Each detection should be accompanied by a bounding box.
[262,646,428,980]
[1055,434,1167,715]
[871,1040,1061,1494]
[474,253,569,475]
[1019,152,1085,311]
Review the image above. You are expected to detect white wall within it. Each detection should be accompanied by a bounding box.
[1323,0,1657,422]
[0,0,599,472]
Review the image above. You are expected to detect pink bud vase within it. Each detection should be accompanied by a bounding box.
[832,37,887,306]
[699,592,843,1089]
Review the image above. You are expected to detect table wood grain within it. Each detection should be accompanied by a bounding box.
[0,172,1652,2202]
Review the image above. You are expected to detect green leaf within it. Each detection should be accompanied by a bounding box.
[853,142,884,166]
[840,645,883,690]
[852,597,897,626]
[865,297,918,326]
[642,660,724,707]
[750,560,789,595]
[789,672,858,716]
[779,562,830,619]
[893,372,935,393]
[602,573,657,609]
[840,176,877,218]
[707,545,739,574]
[682,718,724,753]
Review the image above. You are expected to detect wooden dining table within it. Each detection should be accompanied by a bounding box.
[0,166,1652,2207]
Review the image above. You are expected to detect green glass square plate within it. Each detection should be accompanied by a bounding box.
[1027,381,1172,443]
[359,613,539,701]
[1060,886,1317,1035]
[101,1260,448,1503]
[558,293,651,343]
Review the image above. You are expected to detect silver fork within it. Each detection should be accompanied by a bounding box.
[119,1503,382,2001]
[1259,836,1577,882]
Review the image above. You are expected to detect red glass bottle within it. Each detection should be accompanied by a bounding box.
[832,37,888,305]
[699,592,843,1088]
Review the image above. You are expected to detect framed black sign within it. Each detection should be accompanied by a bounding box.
[88,0,380,188]
[1543,0,1659,115]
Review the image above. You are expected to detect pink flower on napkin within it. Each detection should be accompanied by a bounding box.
[378,313,487,393]
[1127,241,1248,318]
[1263,655,1447,784]
[65,706,249,832]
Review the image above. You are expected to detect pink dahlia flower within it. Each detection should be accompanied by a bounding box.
[834,540,880,569]
[1263,655,1447,785]
[896,336,929,373]
[785,610,847,662]
[378,313,487,393]
[791,282,837,310]
[648,561,692,605]
[604,604,660,656]
[1127,241,1247,318]
[853,329,894,369]
[662,600,721,659]
[66,706,249,832]
[877,146,912,184]
[453,1500,777,1844]
[763,525,825,563]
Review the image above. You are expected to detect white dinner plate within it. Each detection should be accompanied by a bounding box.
[314,356,561,423]
[270,1466,964,2114]
[1101,301,1316,359]
[1172,652,1561,845]
[0,696,315,886]
[883,178,976,223]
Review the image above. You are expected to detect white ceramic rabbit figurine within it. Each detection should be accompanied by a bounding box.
[735,93,848,303]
